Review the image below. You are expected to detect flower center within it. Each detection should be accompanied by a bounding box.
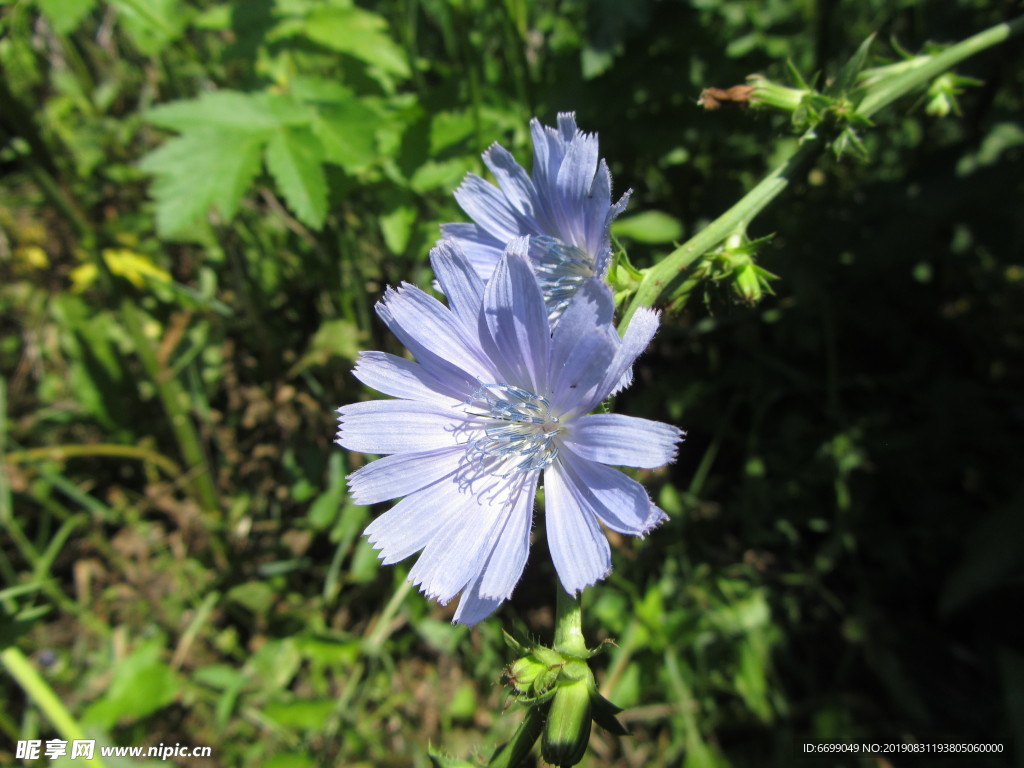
[529,236,595,322]
[463,384,562,476]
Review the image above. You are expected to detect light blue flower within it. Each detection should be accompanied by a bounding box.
[441,113,631,320]
[336,239,682,624]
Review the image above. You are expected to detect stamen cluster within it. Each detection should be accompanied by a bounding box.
[463,384,562,476]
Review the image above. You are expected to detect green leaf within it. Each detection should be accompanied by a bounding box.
[38,0,97,34]
[109,0,186,55]
[288,75,356,104]
[227,581,275,614]
[302,6,411,78]
[139,128,264,236]
[82,638,178,729]
[247,638,302,691]
[264,699,335,731]
[429,110,477,154]
[380,203,417,254]
[409,157,476,193]
[265,127,329,229]
[314,102,381,171]
[289,318,363,377]
[307,452,346,531]
[612,210,685,244]
[146,91,310,133]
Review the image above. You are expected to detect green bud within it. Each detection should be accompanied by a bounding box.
[747,74,808,115]
[541,680,593,767]
[507,645,563,698]
[924,72,980,118]
[733,263,763,304]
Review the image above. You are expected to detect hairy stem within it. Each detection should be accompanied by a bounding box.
[621,14,1024,327]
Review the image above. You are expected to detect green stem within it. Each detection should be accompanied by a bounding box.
[553,588,587,658]
[621,140,820,330]
[621,14,1024,326]
[363,578,413,652]
[1,647,110,768]
[858,15,1024,119]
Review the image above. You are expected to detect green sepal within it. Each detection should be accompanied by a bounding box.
[591,691,630,737]
[832,33,876,97]
[501,628,529,655]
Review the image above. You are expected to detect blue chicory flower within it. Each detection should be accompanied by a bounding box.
[441,113,631,321]
[335,238,683,624]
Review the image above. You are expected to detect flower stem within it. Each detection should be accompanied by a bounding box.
[620,140,820,330]
[858,15,1024,119]
[620,14,1024,328]
[553,588,587,658]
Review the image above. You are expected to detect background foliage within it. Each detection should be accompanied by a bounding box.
[2,0,1022,766]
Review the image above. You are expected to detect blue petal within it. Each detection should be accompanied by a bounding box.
[336,400,465,454]
[555,132,600,245]
[556,451,667,536]
[430,240,485,336]
[544,460,612,595]
[352,351,461,404]
[407,485,509,604]
[530,117,562,192]
[453,174,524,243]
[591,306,661,407]
[482,243,551,393]
[564,413,684,468]
[347,446,464,505]
[438,223,504,281]
[478,472,537,600]
[556,112,578,141]
[364,474,477,565]
[483,143,538,221]
[550,328,617,415]
[550,279,615,370]
[376,283,495,387]
[452,572,503,626]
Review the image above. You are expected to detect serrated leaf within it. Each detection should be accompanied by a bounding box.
[146,91,309,133]
[314,102,381,171]
[139,127,264,236]
[38,0,97,34]
[265,127,329,230]
[302,6,411,78]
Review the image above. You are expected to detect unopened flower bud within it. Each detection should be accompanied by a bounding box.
[734,263,763,304]
[747,74,809,115]
[508,646,563,698]
[541,679,593,767]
